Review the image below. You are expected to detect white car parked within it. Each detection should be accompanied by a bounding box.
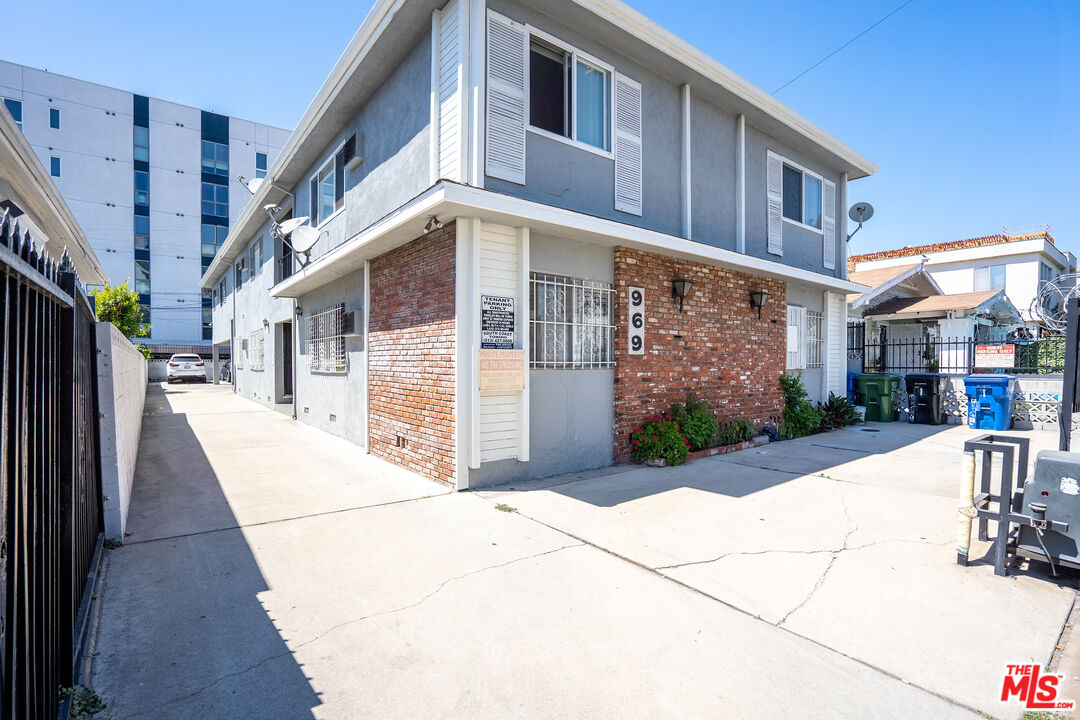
[166,354,207,383]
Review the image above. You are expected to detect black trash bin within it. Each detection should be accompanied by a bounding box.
[905,373,949,425]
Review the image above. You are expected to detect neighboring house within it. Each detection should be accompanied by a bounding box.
[201,0,877,489]
[847,261,1021,373]
[848,227,1075,333]
[0,105,106,283]
[0,59,290,346]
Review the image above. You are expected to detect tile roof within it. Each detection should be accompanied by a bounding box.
[847,230,1053,271]
[848,263,919,290]
[865,290,1004,316]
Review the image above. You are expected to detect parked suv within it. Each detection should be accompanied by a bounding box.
[166,354,206,384]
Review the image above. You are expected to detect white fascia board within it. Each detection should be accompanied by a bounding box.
[202,0,406,290]
[572,0,878,179]
[270,182,869,298]
[856,239,1064,274]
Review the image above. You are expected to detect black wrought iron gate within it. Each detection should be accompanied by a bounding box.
[0,215,103,720]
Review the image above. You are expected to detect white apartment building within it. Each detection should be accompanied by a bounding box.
[0,60,289,346]
[849,228,1076,331]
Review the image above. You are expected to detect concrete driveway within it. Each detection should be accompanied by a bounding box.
[91,383,1075,719]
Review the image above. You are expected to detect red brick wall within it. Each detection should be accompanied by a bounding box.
[613,247,786,462]
[369,226,456,485]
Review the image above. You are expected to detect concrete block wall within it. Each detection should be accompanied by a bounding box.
[95,322,148,539]
[368,225,456,485]
[612,247,787,462]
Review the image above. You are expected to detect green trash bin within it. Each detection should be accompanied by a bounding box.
[858,373,901,422]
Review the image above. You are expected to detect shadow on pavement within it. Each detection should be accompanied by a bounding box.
[91,384,321,719]
[488,422,956,508]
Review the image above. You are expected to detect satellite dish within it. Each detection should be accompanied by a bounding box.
[290,225,320,254]
[277,217,310,236]
[247,177,264,194]
[848,202,875,224]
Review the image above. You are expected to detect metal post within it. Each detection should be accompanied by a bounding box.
[1060,296,1078,451]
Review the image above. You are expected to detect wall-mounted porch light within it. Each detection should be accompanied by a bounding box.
[671,278,693,312]
[749,289,770,320]
[424,215,444,233]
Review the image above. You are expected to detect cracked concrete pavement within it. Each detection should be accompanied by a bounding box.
[92,384,1073,718]
[482,421,1079,718]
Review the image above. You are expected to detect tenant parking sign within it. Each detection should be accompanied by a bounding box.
[481,295,515,349]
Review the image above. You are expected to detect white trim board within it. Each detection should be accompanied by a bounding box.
[269,181,868,299]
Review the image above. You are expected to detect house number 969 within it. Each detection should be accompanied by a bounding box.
[628,286,645,355]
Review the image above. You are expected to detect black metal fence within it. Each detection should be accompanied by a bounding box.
[854,335,1066,375]
[0,214,103,719]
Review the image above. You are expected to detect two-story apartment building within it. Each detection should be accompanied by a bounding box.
[849,228,1075,333]
[202,0,877,489]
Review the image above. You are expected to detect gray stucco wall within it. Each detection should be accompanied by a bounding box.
[745,125,844,278]
[485,0,683,238]
[468,234,615,487]
[226,220,296,408]
[295,272,368,446]
[689,96,737,251]
[295,35,432,263]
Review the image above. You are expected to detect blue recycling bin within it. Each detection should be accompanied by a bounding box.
[847,372,860,404]
[963,374,1016,431]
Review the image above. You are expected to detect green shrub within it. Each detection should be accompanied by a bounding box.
[668,395,717,451]
[716,418,755,446]
[780,372,823,439]
[630,415,690,466]
[818,392,860,431]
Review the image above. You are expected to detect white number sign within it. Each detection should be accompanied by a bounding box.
[628,286,645,355]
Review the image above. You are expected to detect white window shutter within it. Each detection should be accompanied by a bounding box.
[485,10,527,185]
[822,178,836,270]
[614,73,643,216]
[437,0,463,181]
[767,151,783,256]
[786,305,806,369]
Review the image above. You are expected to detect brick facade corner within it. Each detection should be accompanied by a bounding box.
[368,225,456,485]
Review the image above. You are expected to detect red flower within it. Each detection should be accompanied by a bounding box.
[652,435,658,441]
[652,415,659,421]
[632,440,639,446]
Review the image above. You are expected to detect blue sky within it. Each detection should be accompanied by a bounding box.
[3,0,1077,256]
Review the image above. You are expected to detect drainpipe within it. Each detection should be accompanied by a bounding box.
[231,280,237,393]
[292,298,299,420]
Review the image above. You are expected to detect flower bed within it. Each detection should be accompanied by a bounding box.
[644,440,756,467]
[631,396,758,467]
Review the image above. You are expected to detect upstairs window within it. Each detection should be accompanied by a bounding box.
[309,147,345,226]
[134,170,150,205]
[133,126,149,162]
[135,216,150,250]
[49,107,60,129]
[528,35,611,152]
[202,182,228,218]
[50,156,61,178]
[3,99,22,130]
[974,265,1006,291]
[255,152,267,179]
[782,163,822,230]
[201,140,229,176]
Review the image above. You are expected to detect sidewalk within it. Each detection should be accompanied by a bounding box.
[92,384,986,718]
